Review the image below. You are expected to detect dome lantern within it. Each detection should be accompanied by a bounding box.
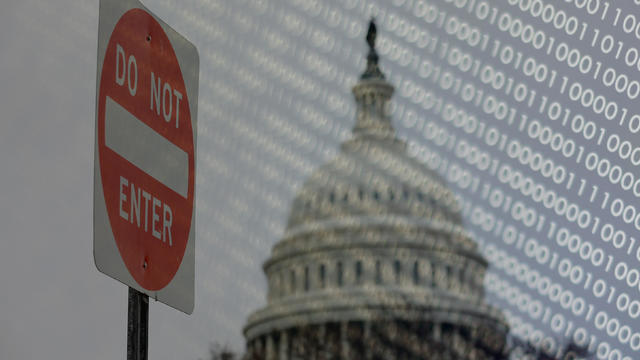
[352,19,395,139]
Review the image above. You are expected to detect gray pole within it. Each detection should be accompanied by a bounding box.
[127,287,149,360]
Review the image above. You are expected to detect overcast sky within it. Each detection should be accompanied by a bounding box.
[0,0,370,359]
[6,0,640,359]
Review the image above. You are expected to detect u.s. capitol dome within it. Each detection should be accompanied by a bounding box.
[244,20,508,360]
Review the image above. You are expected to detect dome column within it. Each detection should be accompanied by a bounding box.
[387,321,398,360]
[279,330,288,360]
[246,340,254,358]
[340,321,350,359]
[317,324,327,359]
[452,267,461,293]
[364,321,372,360]
[433,322,442,341]
[266,334,275,360]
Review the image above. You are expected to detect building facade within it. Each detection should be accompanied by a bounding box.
[243,21,509,360]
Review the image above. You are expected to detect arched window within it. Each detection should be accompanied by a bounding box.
[431,266,437,287]
[319,264,326,288]
[355,261,363,285]
[394,260,402,284]
[304,266,310,291]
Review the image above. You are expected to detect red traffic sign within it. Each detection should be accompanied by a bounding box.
[94,0,198,314]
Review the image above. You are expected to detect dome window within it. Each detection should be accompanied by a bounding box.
[319,264,326,288]
[394,260,402,284]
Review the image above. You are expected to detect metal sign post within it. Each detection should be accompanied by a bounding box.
[127,287,149,360]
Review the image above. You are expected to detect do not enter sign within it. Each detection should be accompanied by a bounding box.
[100,8,193,291]
[94,0,198,314]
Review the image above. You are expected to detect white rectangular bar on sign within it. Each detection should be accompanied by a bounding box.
[105,96,189,198]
